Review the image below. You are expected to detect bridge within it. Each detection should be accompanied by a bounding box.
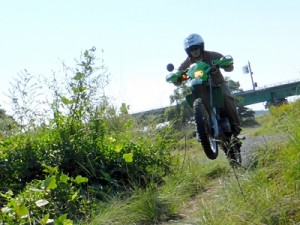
[132,79,300,117]
[233,79,300,107]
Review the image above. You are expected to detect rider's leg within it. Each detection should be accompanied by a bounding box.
[220,83,241,135]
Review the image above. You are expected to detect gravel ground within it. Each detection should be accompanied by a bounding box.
[240,129,287,167]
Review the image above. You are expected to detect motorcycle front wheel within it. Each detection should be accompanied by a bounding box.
[193,98,218,160]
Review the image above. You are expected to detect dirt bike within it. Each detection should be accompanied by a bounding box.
[166,55,242,166]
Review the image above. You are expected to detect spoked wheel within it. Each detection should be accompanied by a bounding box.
[222,136,242,167]
[193,98,218,160]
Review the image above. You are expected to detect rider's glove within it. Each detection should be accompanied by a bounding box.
[174,78,184,86]
[174,80,182,86]
[222,65,234,72]
[174,73,188,86]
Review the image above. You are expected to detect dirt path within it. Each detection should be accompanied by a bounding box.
[161,179,223,225]
[160,127,287,225]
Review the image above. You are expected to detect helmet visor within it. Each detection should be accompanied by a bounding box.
[188,45,201,52]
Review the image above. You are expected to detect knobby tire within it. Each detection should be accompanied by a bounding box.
[193,98,218,160]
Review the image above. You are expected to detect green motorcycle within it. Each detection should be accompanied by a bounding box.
[166,55,242,166]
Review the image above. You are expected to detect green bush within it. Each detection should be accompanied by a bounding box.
[0,48,175,224]
[0,165,89,224]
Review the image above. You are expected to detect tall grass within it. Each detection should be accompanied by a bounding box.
[194,101,300,224]
[84,100,300,225]
[88,150,230,225]
[84,150,230,225]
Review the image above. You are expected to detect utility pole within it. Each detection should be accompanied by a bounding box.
[248,61,255,90]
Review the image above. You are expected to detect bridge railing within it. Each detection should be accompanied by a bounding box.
[254,78,300,91]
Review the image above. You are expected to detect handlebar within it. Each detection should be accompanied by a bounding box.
[166,55,233,85]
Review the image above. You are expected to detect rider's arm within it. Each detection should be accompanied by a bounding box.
[209,51,234,72]
[178,57,192,71]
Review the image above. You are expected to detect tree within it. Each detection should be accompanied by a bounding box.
[225,76,256,126]
[0,107,18,138]
[164,82,193,128]
[226,77,243,93]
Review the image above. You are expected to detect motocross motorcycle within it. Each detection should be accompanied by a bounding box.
[166,55,242,166]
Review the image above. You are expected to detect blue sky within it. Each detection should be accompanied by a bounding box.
[1,0,300,113]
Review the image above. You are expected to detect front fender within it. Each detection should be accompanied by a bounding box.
[186,94,195,108]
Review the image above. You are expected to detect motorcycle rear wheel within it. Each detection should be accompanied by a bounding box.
[193,98,218,160]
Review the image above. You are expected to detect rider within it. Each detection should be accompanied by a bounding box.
[177,33,241,136]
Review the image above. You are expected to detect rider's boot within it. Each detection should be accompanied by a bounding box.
[231,124,242,136]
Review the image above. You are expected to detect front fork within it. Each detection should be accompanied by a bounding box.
[208,77,220,138]
[209,108,219,138]
[187,78,223,138]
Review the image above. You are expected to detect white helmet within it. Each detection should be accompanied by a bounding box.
[184,33,204,56]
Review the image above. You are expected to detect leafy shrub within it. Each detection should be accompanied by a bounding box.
[0,165,89,224]
[0,48,175,224]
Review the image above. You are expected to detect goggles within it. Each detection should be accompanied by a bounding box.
[188,45,200,52]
